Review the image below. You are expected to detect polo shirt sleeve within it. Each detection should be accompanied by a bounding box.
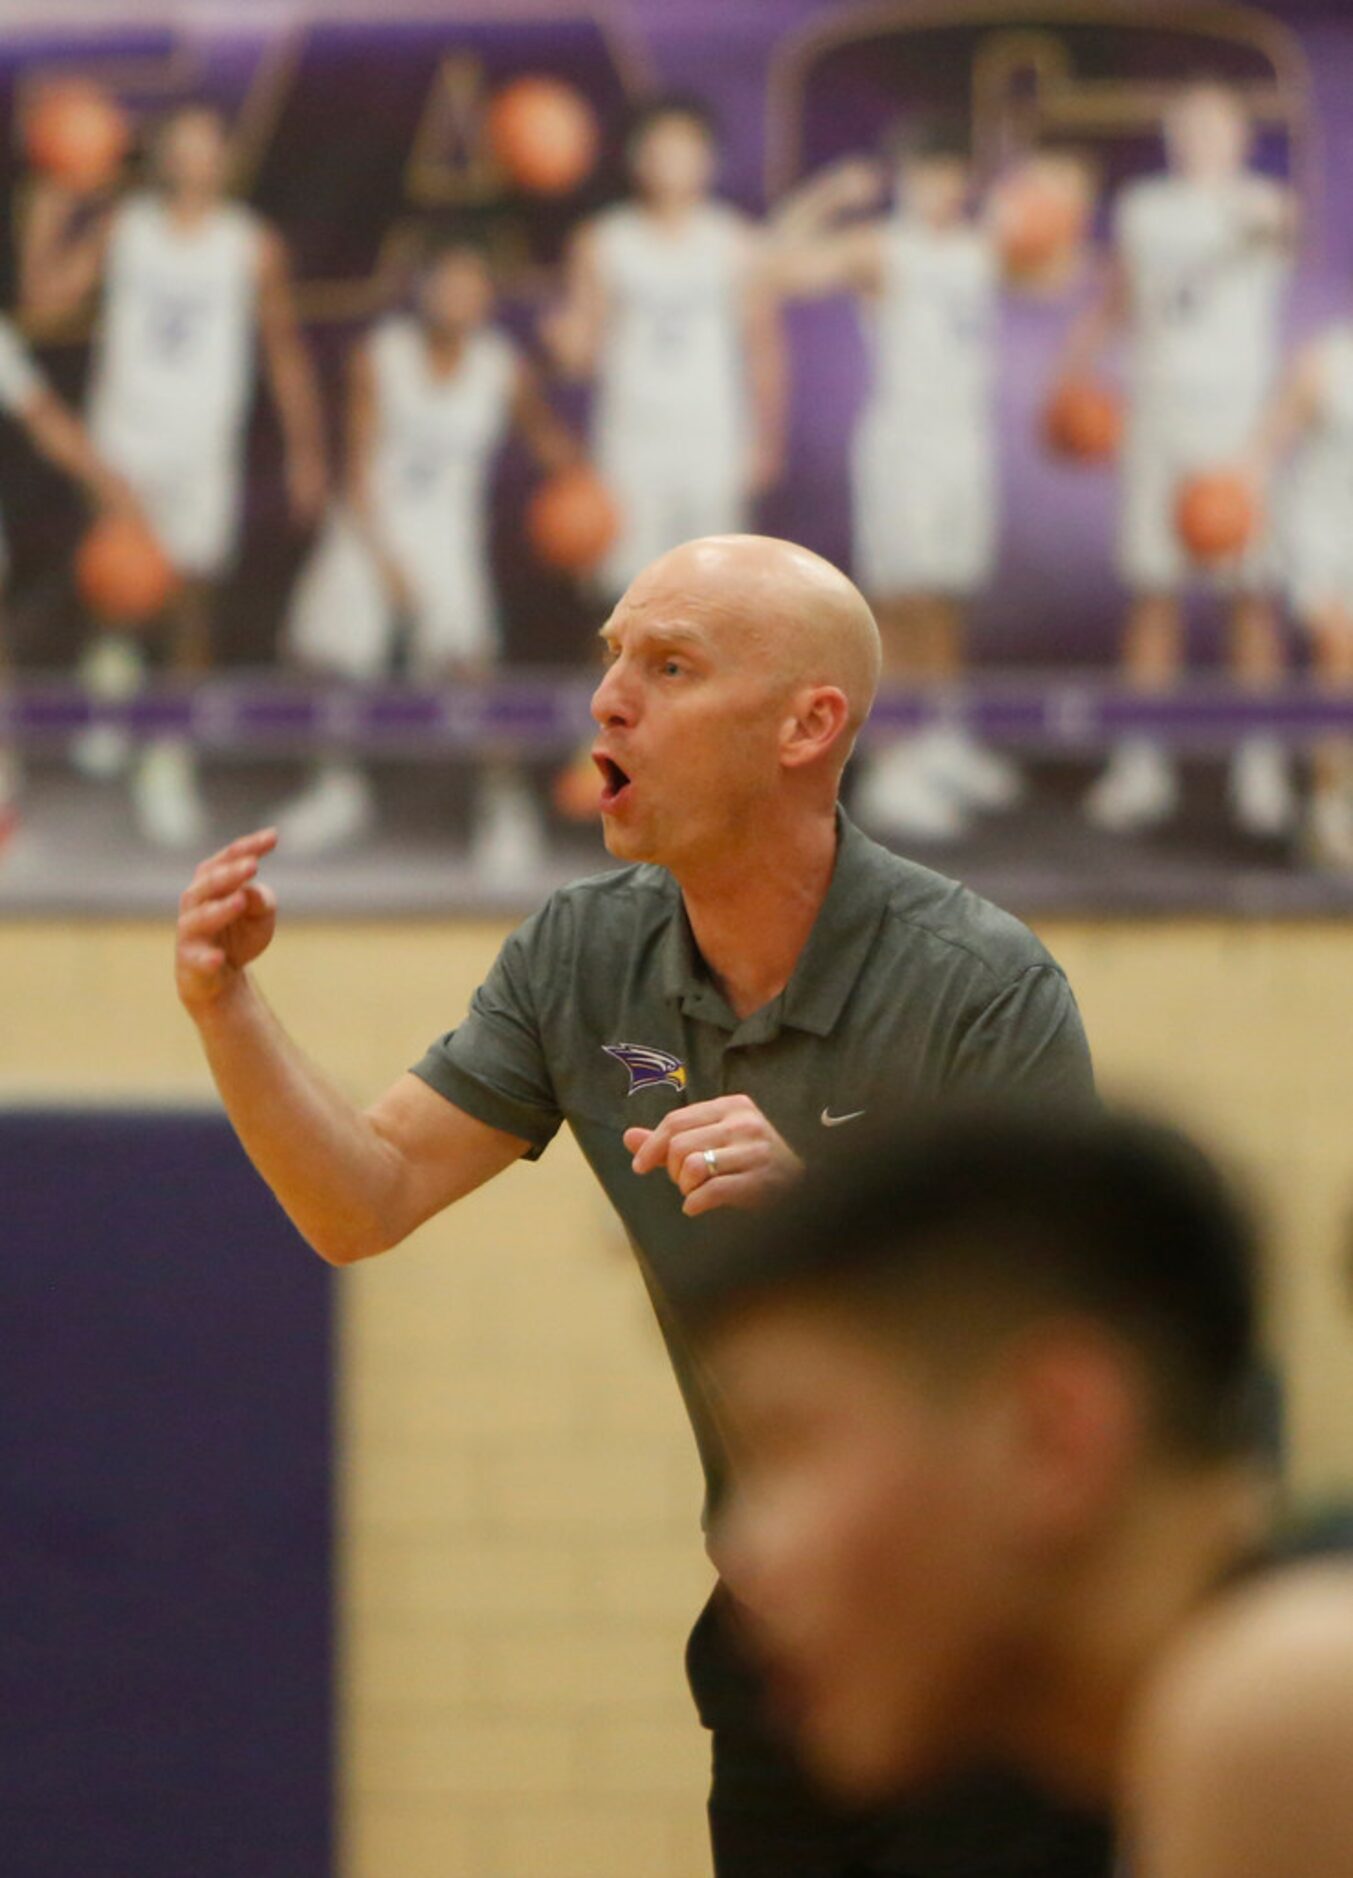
[948,964,1095,1104]
[409,912,563,1159]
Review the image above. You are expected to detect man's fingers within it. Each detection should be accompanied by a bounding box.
[629,1097,752,1173]
[181,854,259,912]
[622,1126,653,1155]
[179,941,226,976]
[179,891,248,939]
[683,1171,759,1218]
[198,828,277,873]
[241,881,276,918]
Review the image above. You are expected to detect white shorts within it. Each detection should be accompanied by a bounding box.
[1118,384,1274,595]
[285,505,498,681]
[852,404,997,598]
[594,420,747,597]
[1281,467,1353,626]
[93,420,242,580]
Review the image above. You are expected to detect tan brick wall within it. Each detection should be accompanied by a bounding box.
[3,915,1351,1877]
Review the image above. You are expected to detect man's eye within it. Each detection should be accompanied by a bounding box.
[660,659,685,677]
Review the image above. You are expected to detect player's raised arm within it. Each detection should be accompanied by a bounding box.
[740,230,788,496]
[18,178,115,319]
[764,160,886,300]
[256,226,328,524]
[175,832,530,1263]
[540,220,605,379]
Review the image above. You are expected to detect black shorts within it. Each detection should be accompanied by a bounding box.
[688,1589,1115,1878]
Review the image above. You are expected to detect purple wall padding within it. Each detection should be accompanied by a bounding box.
[0,1111,334,1878]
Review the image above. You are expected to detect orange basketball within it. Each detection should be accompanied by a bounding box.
[25,78,130,193]
[1043,378,1123,464]
[527,466,619,573]
[552,743,605,822]
[487,75,599,196]
[995,158,1090,279]
[76,515,178,622]
[1175,471,1260,563]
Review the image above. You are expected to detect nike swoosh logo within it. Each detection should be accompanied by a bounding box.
[821,1108,866,1128]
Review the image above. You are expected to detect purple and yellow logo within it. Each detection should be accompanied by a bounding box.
[603,1043,688,1096]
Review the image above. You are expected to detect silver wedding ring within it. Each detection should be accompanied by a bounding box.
[702,1147,720,1178]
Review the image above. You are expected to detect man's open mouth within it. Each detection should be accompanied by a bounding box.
[594,754,632,809]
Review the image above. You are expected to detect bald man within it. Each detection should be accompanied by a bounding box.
[175,535,1109,1878]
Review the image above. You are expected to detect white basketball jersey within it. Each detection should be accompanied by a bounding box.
[1116,174,1289,397]
[367,317,516,527]
[90,192,262,449]
[1290,323,1353,505]
[593,201,748,443]
[861,218,998,426]
[0,315,42,416]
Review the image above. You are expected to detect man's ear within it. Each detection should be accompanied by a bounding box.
[1002,1323,1145,1545]
[779,686,851,770]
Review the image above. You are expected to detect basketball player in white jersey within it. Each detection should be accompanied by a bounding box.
[22,103,327,848]
[544,94,784,597]
[280,237,577,874]
[1060,81,1296,836]
[0,315,138,854]
[769,125,1019,843]
[1250,320,1353,869]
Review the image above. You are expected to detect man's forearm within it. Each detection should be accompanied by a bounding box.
[193,974,405,1263]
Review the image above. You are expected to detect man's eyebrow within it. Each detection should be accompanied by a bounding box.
[599,619,711,650]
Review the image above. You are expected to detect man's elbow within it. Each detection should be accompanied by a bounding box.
[304,1215,403,1268]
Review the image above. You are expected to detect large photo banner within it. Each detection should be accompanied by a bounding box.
[1,0,1351,913]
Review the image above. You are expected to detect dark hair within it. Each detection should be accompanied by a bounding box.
[886,117,973,169]
[682,1106,1264,1462]
[625,90,720,157]
[416,224,493,271]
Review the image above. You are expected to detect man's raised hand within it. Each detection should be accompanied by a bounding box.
[623,1093,804,1218]
[175,829,279,1014]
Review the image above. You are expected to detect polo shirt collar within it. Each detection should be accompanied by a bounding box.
[659,810,892,1038]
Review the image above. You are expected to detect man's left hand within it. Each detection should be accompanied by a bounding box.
[624,1094,804,1218]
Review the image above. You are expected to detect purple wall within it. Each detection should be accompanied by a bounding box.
[0,1112,334,1878]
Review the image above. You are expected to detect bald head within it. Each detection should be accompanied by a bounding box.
[623,535,882,752]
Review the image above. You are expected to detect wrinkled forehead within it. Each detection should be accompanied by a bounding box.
[602,570,765,659]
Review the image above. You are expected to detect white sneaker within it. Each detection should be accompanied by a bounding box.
[1306,788,1353,872]
[471,769,546,884]
[1083,741,1179,833]
[274,763,376,857]
[1229,737,1297,839]
[855,741,969,842]
[918,725,1024,813]
[132,739,208,850]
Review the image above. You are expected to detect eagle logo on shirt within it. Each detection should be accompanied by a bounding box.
[603,1042,688,1095]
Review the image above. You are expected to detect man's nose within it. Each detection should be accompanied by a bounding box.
[591,659,635,728]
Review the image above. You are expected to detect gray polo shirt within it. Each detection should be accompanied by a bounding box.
[413,812,1092,1492]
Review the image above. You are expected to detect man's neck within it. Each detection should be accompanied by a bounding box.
[675,806,839,1021]
[1006,1464,1271,1805]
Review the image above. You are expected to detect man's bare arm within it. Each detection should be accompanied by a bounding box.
[177,829,528,1264]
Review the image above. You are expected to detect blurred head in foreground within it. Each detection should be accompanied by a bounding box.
[686,1107,1273,1805]
[415,234,496,339]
